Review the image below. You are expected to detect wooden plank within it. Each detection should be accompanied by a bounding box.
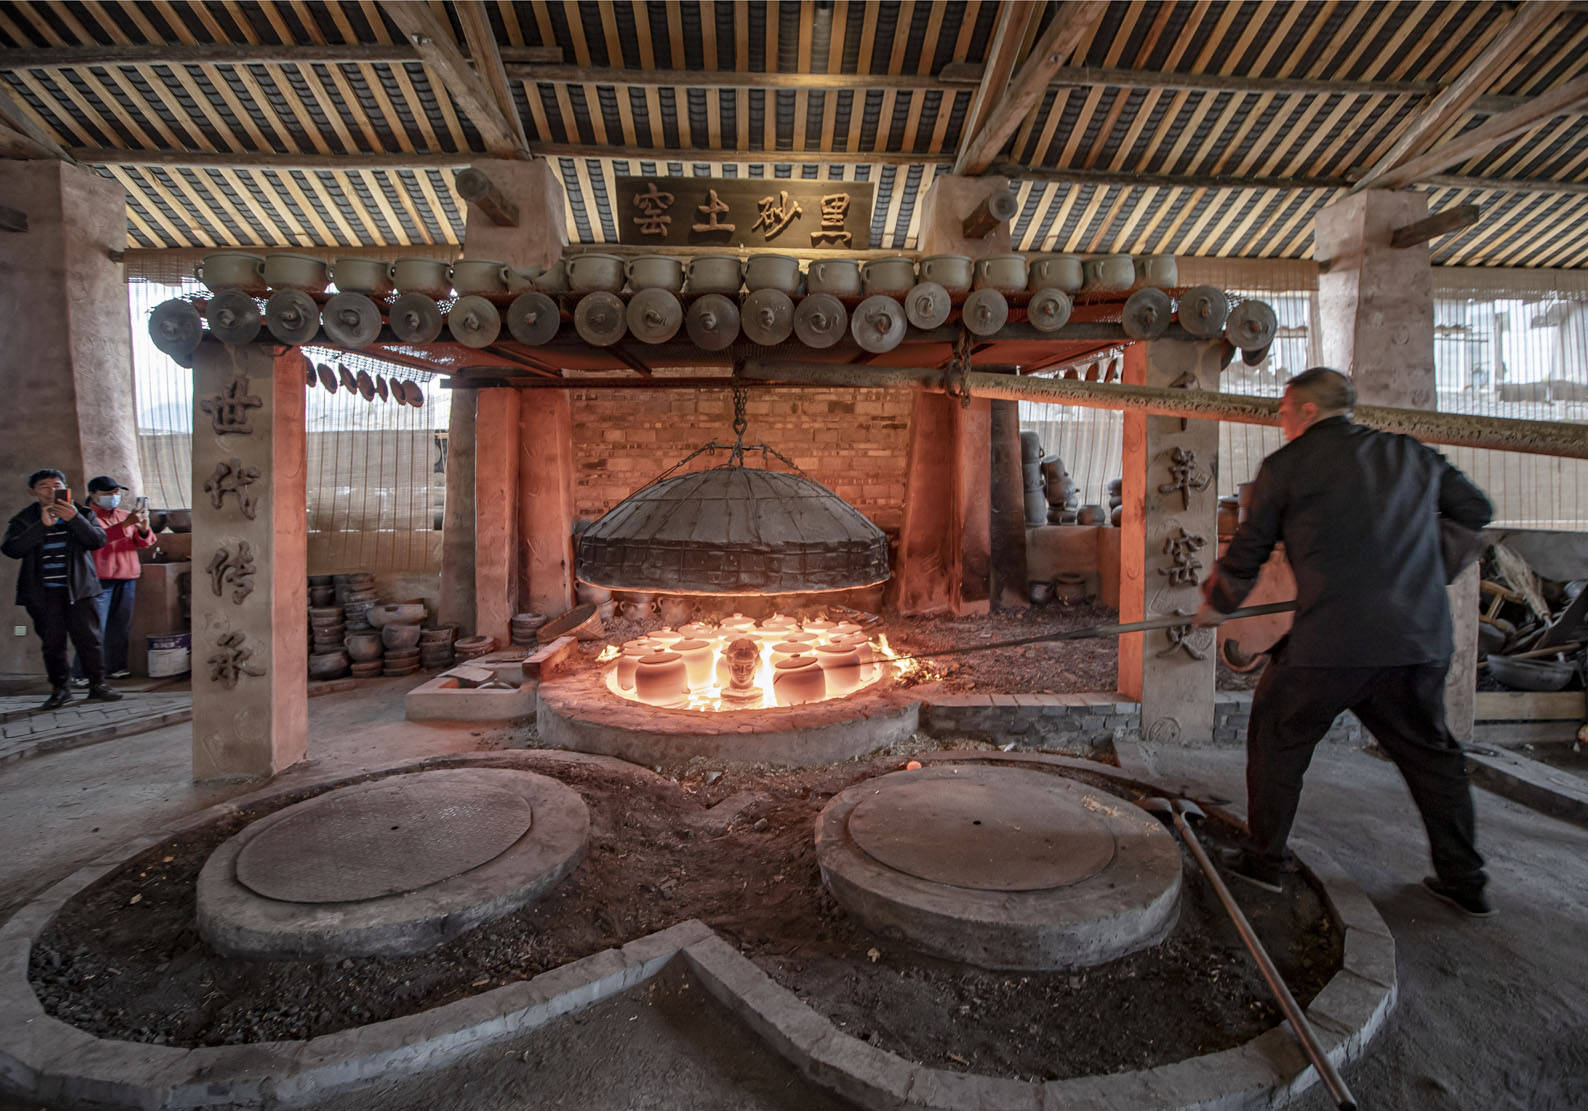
[1371,73,1588,189]
[1388,202,1482,248]
[1474,690,1586,721]
[455,0,530,151]
[1353,1,1567,191]
[381,0,524,155]
[0,44,421,68]
[949,0,1039,175]
[0,75,75,160]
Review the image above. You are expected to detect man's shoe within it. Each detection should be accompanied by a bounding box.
[1422,876,1495,918]
[69,677,90,689]
[86,684,124,703]
[38,688,72,711]
[108,669,131,680]
[1220,848,1284,894]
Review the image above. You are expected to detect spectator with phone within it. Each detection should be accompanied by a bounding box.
[70,476,155,685]
[1,469,122,710]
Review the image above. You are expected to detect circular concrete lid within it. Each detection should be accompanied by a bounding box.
[848,774,1115,891]
[235,777,534,903]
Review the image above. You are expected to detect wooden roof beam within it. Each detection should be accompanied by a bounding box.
[1352,0,1567,193]
[0,84,73,162]
[1367,73,1588,190]
[72,144,942,169]
[379,1,528,159]
[452,0,529,155]
[0,44,564,69]
[955,0,1109,177]
[950,1,1041,177]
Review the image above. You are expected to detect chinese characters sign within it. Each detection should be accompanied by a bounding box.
[616,177,873,249]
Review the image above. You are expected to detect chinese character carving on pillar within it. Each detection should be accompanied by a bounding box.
[692,189,735,235]
[1158,620,1214,661]
[207,540,258,604]
[811,193,853,247]
[1158,527,1207,586]
[208,630,266,688]
[199,372,263,435]
[203,458,262,520]
[1158,446,1211,510]
[751,190,803,239]
[631,182,676,237]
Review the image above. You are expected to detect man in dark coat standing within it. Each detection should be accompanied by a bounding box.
[2,469,124,710]
[1195,367,1496,917]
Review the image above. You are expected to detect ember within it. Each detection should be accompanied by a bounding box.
[602,613,899,710]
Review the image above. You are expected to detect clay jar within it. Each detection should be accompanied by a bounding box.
[686,255,742,294]
[769,640,811,665]
[633,651,689,706]
[973,254,1028,294]
[814,642,863,696]
[802,618,838,636]
[535,259,570,293]
[390,257,453,297]
[344,632,382,662]
[757,616,797,642]
[263,252,330,293]
[918,254,973,293]
[331,257,394,295]
[308,651,349,680]
[195,251,265,294]
[648,627,684,650]
[861,256,916,296]
[381,623,422,652]
[832,632,878,681]
[719,613,756,634]
[568,253,626,293]
[677,621,716,640]
[806,258,862,296]
[773,655,826,706]
[451,258,512,295]
[616,640,654,692]
[672,638,715,689]
[741,254,801,294]
[1084,255,1135,292]
[625,255,684,292]
[1028,255,1084,293]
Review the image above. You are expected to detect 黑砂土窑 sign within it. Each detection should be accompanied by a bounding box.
[615,177,873,249]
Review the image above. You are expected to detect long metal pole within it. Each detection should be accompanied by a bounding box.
[739,359,1588,461]
[1168,802,1358,1111]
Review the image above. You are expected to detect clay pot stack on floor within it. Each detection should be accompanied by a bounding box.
[510,612,548,648]
[419,625,457,670]
[453,635,497,663]
[369,603,426,678]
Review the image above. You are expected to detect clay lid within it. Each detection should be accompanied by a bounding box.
[774,655,816,670]
[638,650,682,664]
[770,641,810,656]
[672,638,710,652]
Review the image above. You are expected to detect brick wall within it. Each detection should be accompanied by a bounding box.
[567,386,914,531]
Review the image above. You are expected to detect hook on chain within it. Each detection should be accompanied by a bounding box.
[943,329,974,408]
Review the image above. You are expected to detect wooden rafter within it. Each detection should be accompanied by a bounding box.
[0,44,563,69]
[951,0,1041,177]
[0,81,72,161]
[1369,74,1588,190]
[378,0,527,158]
[956,0,1109,176]
[452,0,529,154]
[1352,0,1568,193]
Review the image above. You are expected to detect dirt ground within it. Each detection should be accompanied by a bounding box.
[29,751,1338,1080]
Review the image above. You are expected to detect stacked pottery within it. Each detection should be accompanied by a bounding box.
[309,605,347,676]
[308,574,334,608]
[510,612,548,647]
[309,648,349,680]
[453,635,497,662]
[420,625,457,670]
[371,605,426,677]
[1021,433,1047,527]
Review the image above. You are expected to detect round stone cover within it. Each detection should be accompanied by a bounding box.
[848,773,1115,892]
[234,777,535,903]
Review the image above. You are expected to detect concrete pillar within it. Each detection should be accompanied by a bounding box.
[461,158,573,635]
[893,174,1012,616]
[473,388,520,650]
[190,344,307,781]
[0,160,140,680]
[1315,190,1478,739]
[1118,341,1222,744]
[438,390,476,632]
[988,399,1030,609]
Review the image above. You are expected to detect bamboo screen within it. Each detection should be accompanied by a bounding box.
[129,278,449,573]
[1020,260,1588,531]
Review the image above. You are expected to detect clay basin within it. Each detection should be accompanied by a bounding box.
[195,251,265,293]
[381,624,423,652]
[262,252,330,293]
[367,603,427,628]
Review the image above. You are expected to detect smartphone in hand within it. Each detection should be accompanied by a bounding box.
[54,489,70,504]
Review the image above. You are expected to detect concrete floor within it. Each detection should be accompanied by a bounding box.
[0,682,1585,1110]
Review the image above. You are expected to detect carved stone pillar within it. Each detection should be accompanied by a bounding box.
[1118,341,1222,744]
[1316,189,1477,740]
[190,344,307,781]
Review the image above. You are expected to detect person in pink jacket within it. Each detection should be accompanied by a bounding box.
[72,475,156,682]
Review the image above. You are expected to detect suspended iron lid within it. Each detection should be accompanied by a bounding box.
[576,384,889,595]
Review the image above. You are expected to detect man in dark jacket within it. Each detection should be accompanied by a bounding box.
[2,469,124,710]
[1195,367,1495,916]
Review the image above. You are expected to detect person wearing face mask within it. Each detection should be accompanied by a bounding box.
[69,476,155,684]
[2,469,121,710]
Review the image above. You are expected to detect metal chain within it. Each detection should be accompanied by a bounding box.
[730,381,749,464]
[944,328,974,408]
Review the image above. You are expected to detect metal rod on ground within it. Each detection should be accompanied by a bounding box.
[738,360,1588,461]
[1157,798,1358,1111]
[886,601,1297,663]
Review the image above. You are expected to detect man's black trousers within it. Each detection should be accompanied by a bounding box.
[25,591,104,689]
[1246,656,1486,895]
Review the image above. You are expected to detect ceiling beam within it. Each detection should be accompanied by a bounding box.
[379,1,527,158]
[1368,73,1588,190]
[951,1,1041,177]
[452,0,529,155]
[1352,0,1567,192]
[1389,204,1482,248]
[0,44,564,70]
[955,0,1110,176]
[0,84,72,162]
[993,162,1352,193]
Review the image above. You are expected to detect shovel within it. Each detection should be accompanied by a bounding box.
[1138,796,1357,1111]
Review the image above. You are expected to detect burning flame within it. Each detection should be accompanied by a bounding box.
[594,644,621,663]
